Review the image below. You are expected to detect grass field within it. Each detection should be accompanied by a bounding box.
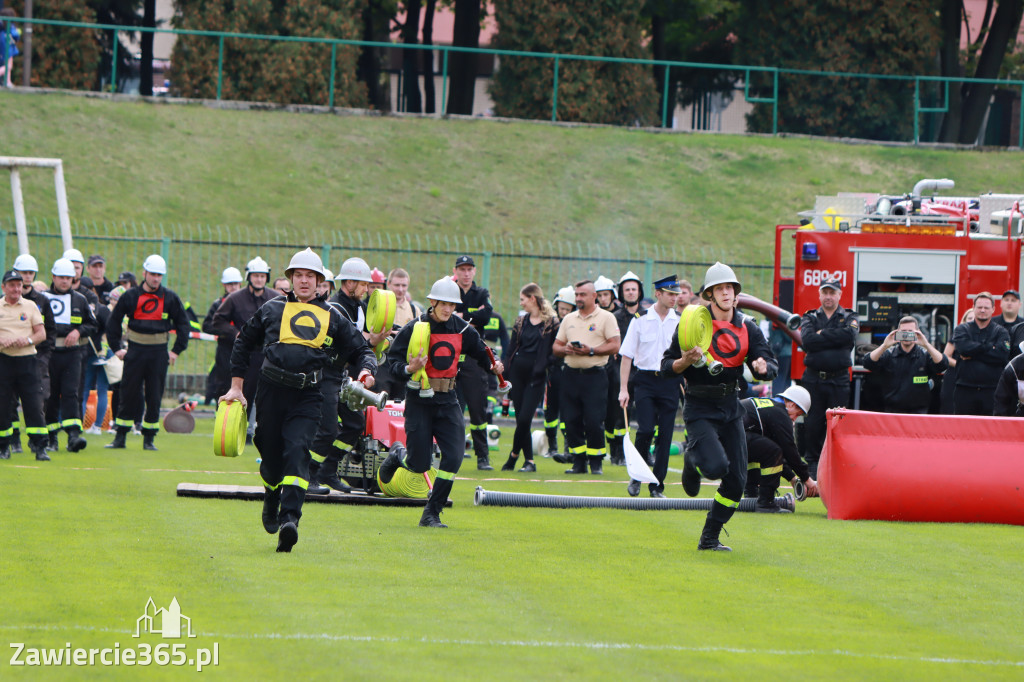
[2,415,1022,680]
[3,90,1024,266]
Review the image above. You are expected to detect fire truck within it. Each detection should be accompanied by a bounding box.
[770,178,1023,409]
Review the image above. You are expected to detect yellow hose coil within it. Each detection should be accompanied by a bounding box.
[677,305,723,375]
[407,321,431,392]
[378,466,438,498]
[366,289,397,360]
[213,400,247,458]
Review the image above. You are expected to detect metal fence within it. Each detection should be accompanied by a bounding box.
[3,16,1024,146]
[2,218,777,393]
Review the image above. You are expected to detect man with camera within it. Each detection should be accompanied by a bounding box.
[862,316,947,414]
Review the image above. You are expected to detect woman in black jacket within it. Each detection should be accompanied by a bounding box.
[501,283,558,473]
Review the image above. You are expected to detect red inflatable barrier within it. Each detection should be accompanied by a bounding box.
[819,408,1024,526]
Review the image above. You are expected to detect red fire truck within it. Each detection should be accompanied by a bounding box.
[770,179,1023,408]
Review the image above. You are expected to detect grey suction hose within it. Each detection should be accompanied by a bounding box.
[474,487,794,512]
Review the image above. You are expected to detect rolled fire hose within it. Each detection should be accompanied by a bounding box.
[407,321,432,397]
[378,466,439,499]
[213,401,247,458]
[366,289,397,360]
[474,487,795,512]
[677,305,723,375]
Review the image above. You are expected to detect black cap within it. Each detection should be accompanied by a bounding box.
[1001,289,1020,300]
[87,254,105,266]
[454,255,475,268]
[3,269,24,284]
[654,274,681,293]
[117,271,136,283]
[819,279,842,291]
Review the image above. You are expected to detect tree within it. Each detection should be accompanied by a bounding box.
[490,0,658,125]
[938,0,1024,144]
[735,0,942,141]
[645,0,741,128]
[171,0,367,107]
[3,0,100,90]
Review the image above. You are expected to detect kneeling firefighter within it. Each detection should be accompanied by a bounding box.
[220,248,376,552]
[662,262,777,551]
[377,277,505,527]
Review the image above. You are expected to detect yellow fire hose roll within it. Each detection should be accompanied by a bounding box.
[378,466,439,498]
[213,400,247,458]
[367,289,397,360]
[407,321,431,391]
[677,305,722,374]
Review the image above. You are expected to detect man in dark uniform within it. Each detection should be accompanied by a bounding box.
[85,255,115,305]
[211,257,276,415]
[663,262,776,551]
[0,269,49,461]
[43,258,98,453]
[610,272,644,465]
[619,275,678,497]
[378,276,504,528]
[862,316,947,413]
[62,249,101,312]
[452,255,495,470]
[742,385,818,512]
[993,348,1024,416]
[7,254,56,454]
[308,257,387,493]
[202,266,243,404]
[220,248,376,552]
[798,278,858,478]
[951,292,1011,415]
[553,280,621,475]
[547,286,574,462]
[594,275,627,466]
[106,254,192,451]
[993,289,1022,360]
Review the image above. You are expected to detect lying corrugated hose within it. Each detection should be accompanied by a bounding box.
[474,487,794,512]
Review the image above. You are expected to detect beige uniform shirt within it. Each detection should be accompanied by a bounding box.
[394,298,420,329]
[556,307,619,369]
[0,297,44,357]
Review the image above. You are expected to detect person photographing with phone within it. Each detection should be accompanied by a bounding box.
[862,316,947,414]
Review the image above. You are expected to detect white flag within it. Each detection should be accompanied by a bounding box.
[623,431,659,484]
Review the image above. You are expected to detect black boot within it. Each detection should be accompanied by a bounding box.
[565,455,587,475]
[66,429,88,453]
[697,518,731,551]
[33,447,51,462]
[755,488,792,513]
[609,438,625,466]
[306,460,329,495]
[46,434,58,452]
[9,435,22,454]
[477,456,493,471]
[0,446,9,460]
[142,434,158,451]
[262,487,281,534]
[318,457,351,493]
[419,478,453,528]
[552,451,572,464]
[377,443,406,485]
[588,456,604,475]
[519,460,536,473]
[546,427,558,458]
[276,520,298,552]
[105,429,127,449]
[501,454,517,471]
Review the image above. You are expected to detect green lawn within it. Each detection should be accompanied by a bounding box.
[2,417,1022,680]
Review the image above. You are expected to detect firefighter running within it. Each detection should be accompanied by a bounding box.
[378,277,505,528]
[662,263,777,551]
[220,248,376,552]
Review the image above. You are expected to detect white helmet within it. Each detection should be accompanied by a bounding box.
[553,286,576,307]
[336,257,372,283]
[778,385,811,415]
[12,254,38,272]
[143,254,167,275]
[619,270,641,285]
[284,247,325,281]
[221,267,243,284]
[245,257,271,275]
[322,268,335,287]
[701,262,741,300]
[51,258,77,278]
[62,248,85,264]
[594,275,616,293]
[427,277,462,304]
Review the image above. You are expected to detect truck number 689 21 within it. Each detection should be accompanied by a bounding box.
[802,269,847,288]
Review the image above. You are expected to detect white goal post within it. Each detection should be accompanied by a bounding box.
[0,156,74,256]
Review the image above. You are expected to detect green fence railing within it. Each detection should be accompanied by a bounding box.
[2,218,779,393]
[2,16,1024,146]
